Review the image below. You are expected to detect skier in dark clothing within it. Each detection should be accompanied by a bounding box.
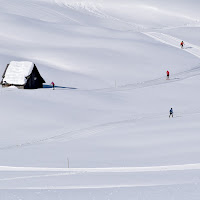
[169,108,173,118]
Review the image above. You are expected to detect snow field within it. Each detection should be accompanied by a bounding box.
[1,0,200,199]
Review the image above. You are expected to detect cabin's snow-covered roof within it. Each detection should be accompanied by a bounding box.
[3,61,34,85]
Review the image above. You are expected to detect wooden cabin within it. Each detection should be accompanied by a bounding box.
[1,61,45,89]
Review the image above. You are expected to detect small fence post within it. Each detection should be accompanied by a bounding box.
[67,157,69,168]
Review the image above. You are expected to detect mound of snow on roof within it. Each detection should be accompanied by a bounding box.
[3,61,34,85]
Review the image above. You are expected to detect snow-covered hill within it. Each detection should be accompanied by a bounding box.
[1,0,200,199]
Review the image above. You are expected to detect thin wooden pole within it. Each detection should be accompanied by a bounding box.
[67,157,69,168]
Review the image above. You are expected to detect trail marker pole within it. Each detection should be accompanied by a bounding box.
[67,157,69,168]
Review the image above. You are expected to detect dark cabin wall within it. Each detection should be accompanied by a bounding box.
[24,66,43,89]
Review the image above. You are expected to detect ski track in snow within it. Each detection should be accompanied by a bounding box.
[0,0,82,24]
[0,109,200,151]
[91,65,200,92]
[0,113,163,150]
[2,163,200,173]
[0,163,199,189]
[55,0,107,18]
[0,183,187,190]
[54,0,144,30]
[143,32,200,59]
[88,32,200,93]
[0,172,80,182]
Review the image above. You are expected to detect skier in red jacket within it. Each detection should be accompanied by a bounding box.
[166,71,169,77]
[51,81,55,90]
[180,41,184,49]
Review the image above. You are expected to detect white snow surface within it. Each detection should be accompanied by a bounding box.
[3,61,34,85]
[1,0,200,199]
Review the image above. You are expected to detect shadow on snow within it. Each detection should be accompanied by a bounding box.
[43,84,77,90]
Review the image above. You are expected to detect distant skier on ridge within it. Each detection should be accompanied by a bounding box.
[180,41,184,49]
[169,108,173,118]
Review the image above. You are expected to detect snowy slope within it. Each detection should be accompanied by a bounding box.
[1,0,200,199]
